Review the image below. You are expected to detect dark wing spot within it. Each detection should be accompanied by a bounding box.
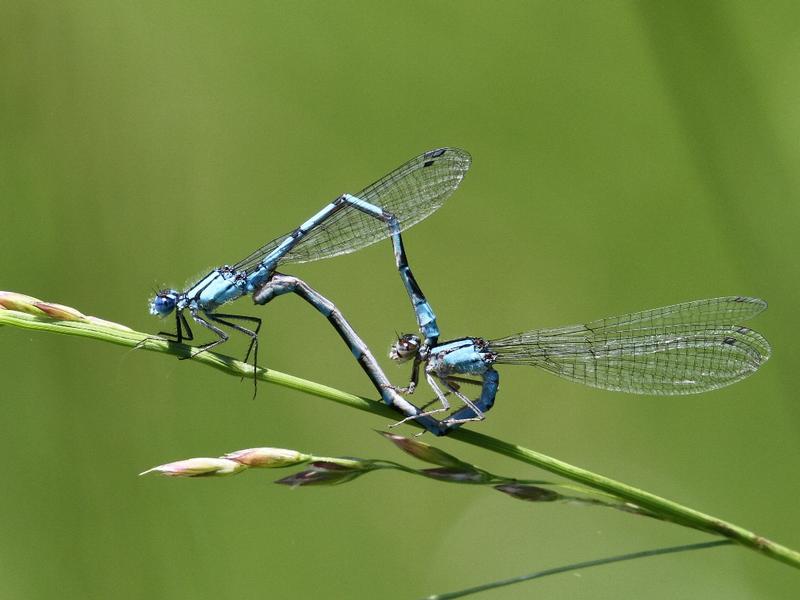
[423,160,435,168]
[424,148,447,159]
[723,337,737,346]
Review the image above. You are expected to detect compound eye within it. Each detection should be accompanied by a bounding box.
[150,291,177,316]
[399,334,420,352]
[389,334,421,362]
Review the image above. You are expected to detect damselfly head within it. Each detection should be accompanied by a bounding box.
[389,333,421,363]
[149,290,178,317]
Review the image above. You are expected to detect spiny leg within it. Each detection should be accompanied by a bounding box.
[157,310,194,343]
[235,315,263,366]
[208,313,262,366]
[401,376,487,427]
[418,388,453,412]
[390,372,454,427]
[442,375,484,387]
[178,310,229,360]
[443,369,500,431]
[418,376,485,407]
[206,312,262,394]
[441,378,486,425]
[383,355,421,394]
[136,310,195,352]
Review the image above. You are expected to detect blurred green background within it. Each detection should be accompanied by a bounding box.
[1,2,798,598]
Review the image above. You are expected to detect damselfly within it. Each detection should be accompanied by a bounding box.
[388,296,771,434]
[149,148,470,403]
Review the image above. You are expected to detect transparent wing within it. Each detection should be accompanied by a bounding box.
[233,147,471,273]
[489,297,771,395]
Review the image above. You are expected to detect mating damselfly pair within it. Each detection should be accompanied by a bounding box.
[150,148,770,436]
